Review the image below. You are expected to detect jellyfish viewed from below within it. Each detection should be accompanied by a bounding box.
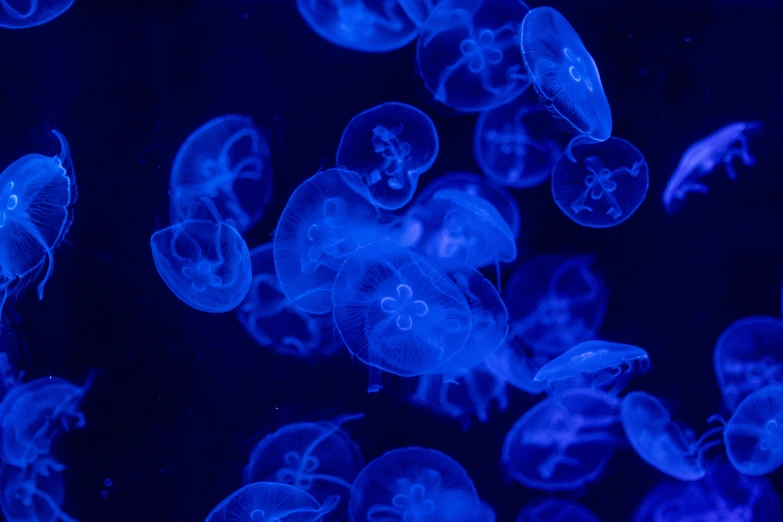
[516,498,599,522]
[350,447,479,522]
[336,102,439,210]
[0,0,74,28]
[0,461,76,522]
[416,0,531,111]
[724,385,783,476]
[204,481,339,522]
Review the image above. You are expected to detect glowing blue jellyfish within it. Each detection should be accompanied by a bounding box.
[724,385,783,476]
[397,0,442,26]
[484,337,548,395]
[516,498,599,522]
[0,0,73,28]
[274,169,381,315]
[332,241,472,377]
[150,220,252,313]
[0,130,74,314]
[552,137,648,228]
[169,115,272,234]
[714,316,783,413]
[621,391,726,481]
[502,388,622,490]
[244,414,363,521]
[474,93,561,188]
[520,7,611,145]
[0,461,76,522]
[662,121,763,214]
[336,102,439,210]
[504,254,607,355]
[0,316,19,399]
[350,447,479,522]
[477,500,496,522]
[296,0,418,53]
[205,481,339,522]
[416,0,531,112]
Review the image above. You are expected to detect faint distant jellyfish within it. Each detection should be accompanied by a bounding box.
[0,0,74,28]
[204,481,339,522]
[274,169,381,315]
[332,241,472,377]
[520,7,612,149]
[296,0,418,53]
[713,316,783,412]
[621,391,727,481]
[516,498,600,522]
[724,385,783,476]
[169,114,272,233]
[0,461,76,522]
[416,0,531,111]
[551,137,649,228]
[336,102,439,210]
[662,121,763,214]
[484,337,549,395]
[350,447,479,522]
[150,220,252,313]
[502,388,623,490]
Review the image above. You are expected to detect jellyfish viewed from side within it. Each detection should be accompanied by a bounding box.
[724,385,783,476]
[0,0,74,28]
[204,481,339,522]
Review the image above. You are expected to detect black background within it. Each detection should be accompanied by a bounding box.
[0,0,782,520]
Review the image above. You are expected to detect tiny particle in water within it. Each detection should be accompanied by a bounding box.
[243,13,248,19]
[104,478,113,487]
[100,490,109,499]
[684,37,691,42]
[139,157,147,166]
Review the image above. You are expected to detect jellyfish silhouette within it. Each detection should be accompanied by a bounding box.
[204,481,339,522]
[0,460,77,522]
[724,385,783,476]
[516,498,599,522]
[0,0,74,28]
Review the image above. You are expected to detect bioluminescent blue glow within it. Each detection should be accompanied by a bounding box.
[204,481,339,522]
[0,0,74,28]
[724,384,783,476]
[516,498,599,522]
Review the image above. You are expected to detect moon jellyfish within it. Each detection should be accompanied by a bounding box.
[0,0,73,28]
[332,241,472,377]
[296,0,418,53]
[516,498,599,522]
[713,316,783,413]
[502,388,622,490]
[662,121,763,214]
[416,0,531,112]
[520,7,611,145]
[0,461,76,522]
[484,337,548,395]
[150,220,252,313]
[621,391,726,481]
[205,482,339,522]
[552,137,649,228]
[504,254,607,355]
[169,115,272,233]
[724,385,783,476]
[350,447,479,522]
[336,102,439,210]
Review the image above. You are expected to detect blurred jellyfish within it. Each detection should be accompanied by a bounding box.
[662,121,763,214]
[552,137,649,228]
[484,337,548,395]
[0,0,73,28]
[332,241,472,377]
[350,447,479,522]
[169,115,272,233]
[0,461,76,522]
[150,220,252,313]
[724,385,783,476]
[502,388,623,490]
[516,498,599,522]
[397,0,442,26]
[504,254,607,355]
[297,0,418,53]
[477,500,496,522]
[713,316,783,413]
[0,315,19,399]
[416,0,531,111]
[205,481,339,522]
[337,102,439,210]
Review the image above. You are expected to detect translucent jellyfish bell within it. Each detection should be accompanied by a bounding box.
[724,385,783,476]
[397,0,442,27]
[204,481,339,522]
[350,447,480,522]
[0,0,74,28]
[516,498,599,522]
[484,337,549,395]
[0,461,76,522]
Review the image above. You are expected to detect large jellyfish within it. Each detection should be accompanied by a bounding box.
[724,384,783,476]
[0,0,74,28]
[204,482,339,522]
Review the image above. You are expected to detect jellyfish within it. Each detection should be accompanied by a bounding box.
[150,219,252,313]
[0,461,77,522]
[484,337,549,395]
[724,385,783,476]
[397,0,442,27]
[516,498,599,522]
[621,391,727,481]
[504,254,607,355]
[350,447,479,522]
[713,316,783,413]
[0,130,75,315]
[336,102,439,210]
[551,137,649,228]
[416,0,531,112]
[0,315,20,399]
[332,241,472,377]
[473,93,561,188]
[169,115,272,234]
[296,0,418,53]
[520,7,612,149]
[243,414,363,521]
[273,168,381,315]
[0,0,74,28]
[662,121,763,214]
[502,388,623,490]
[204,481,339,522]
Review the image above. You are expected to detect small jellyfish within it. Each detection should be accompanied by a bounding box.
[0,460,76,522]
[551,137,649,228]
[484,337,549,395]
[350,447,479,522]
[502,388,622,490]
[0,0,73,28]
[332,241,472,377]
[204,481,339,522]
[150,220,252,313]
[662,121,763,214]
[169,115,272,233]
[724,385,783,476]
[296,0,418,53]
[516,498,599,522]
[336,102,439,210]
[416,0,531,112]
